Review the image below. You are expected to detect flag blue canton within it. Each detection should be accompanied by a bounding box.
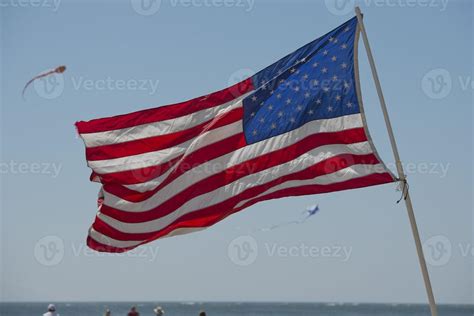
[243,17,359,144]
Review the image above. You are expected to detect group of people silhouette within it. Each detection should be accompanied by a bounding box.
[42,304,207,316]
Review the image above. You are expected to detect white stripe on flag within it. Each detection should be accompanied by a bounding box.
[102,113,365,211]
[88,119,242,174]
[98,141,376,234]
[81,94,248,147]
[89,226,206,249]
[94,163,385,245]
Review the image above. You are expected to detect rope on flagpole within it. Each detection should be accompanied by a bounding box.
[354,7,438,316]
[396,179,409,204]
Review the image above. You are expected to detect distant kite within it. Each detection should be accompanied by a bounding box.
[22,65,66,99]
[255,204,320,232]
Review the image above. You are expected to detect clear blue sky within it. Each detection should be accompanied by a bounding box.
[1,0,472,305]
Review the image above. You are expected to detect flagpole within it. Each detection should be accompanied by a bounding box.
[354,7,438,316]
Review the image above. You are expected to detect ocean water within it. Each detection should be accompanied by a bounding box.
[1,302,472,316]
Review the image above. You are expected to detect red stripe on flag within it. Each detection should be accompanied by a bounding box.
[102,132,247,200]
[85,107,243,161]
[94,155,183,185]
[101,148,374,228]
[101,128,368,211]
[76,79,254,134]
[98,153,380,233]
[88,172,394,253]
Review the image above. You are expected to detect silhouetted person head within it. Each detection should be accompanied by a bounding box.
[128,306,139,316]
[153,306,164,316]
[43,304,58,316]
[199,311,206,316]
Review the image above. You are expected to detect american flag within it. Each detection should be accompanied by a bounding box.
[76,17,395,253]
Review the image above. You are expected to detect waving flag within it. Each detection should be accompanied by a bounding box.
[76,16,395,253]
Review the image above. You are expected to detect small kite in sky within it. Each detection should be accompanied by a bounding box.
[22,65,66,99]
[255,204,320,232]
